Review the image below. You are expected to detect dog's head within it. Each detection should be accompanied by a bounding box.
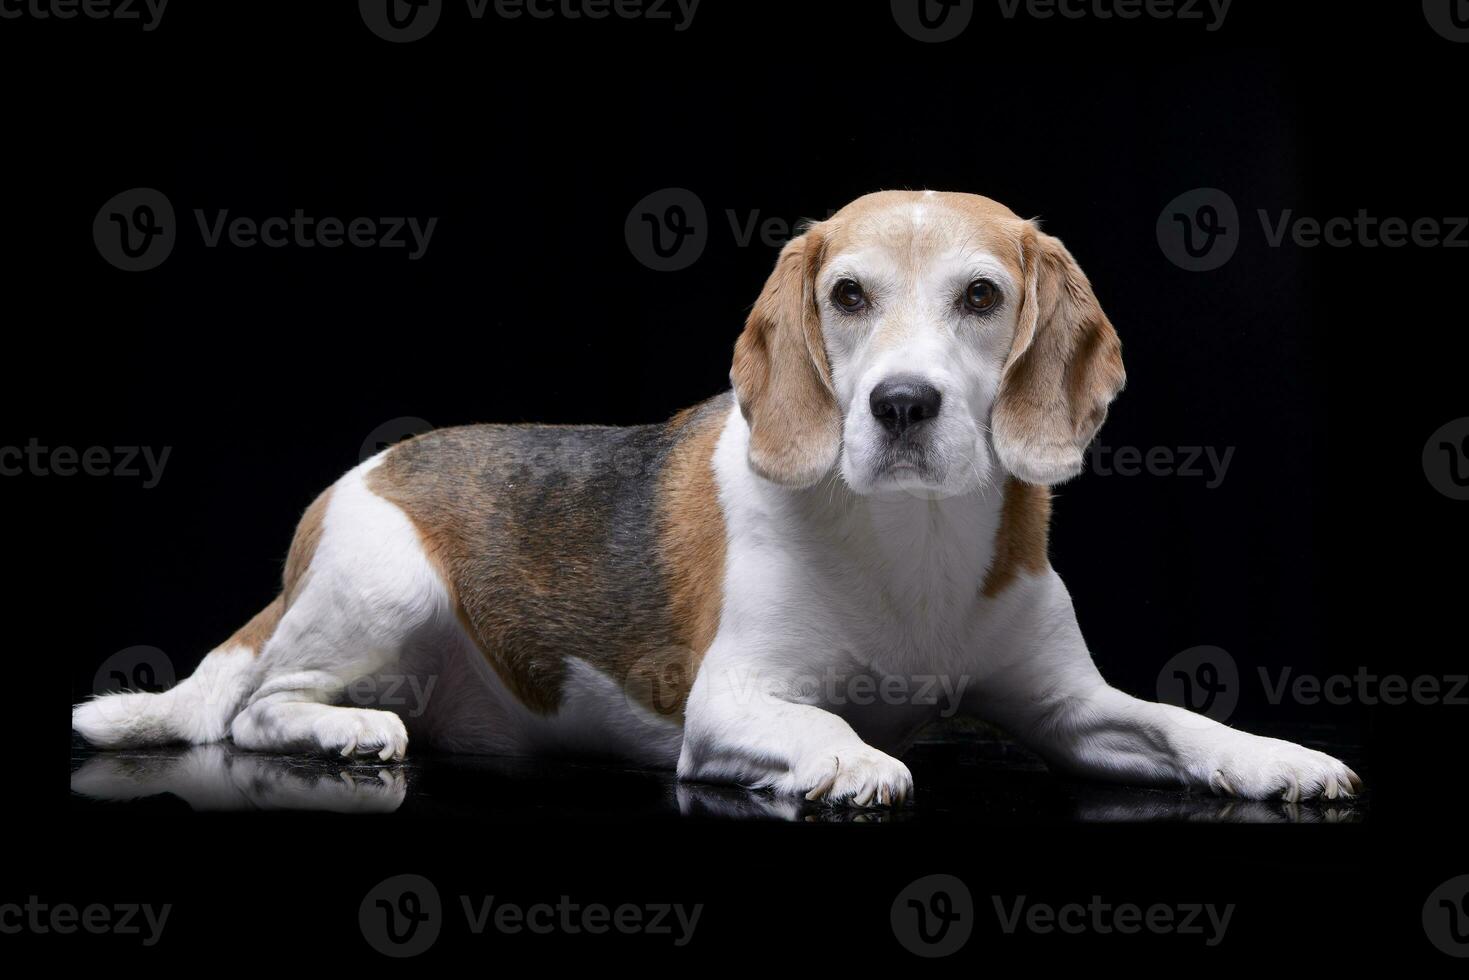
[731,190,1125,496]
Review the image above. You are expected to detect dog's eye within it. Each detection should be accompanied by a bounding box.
[964,279,1001,314]
[832,278,868,313]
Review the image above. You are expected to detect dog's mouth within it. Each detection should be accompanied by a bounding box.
[871,444,938,483]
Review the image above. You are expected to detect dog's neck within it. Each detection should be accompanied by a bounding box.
[718,409,1010,648]
[788,473,1009,598]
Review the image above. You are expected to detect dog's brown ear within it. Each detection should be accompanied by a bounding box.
[730,226,840,487]
[992,226,1126,486]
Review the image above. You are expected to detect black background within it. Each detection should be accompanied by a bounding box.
[7,0,1468,966]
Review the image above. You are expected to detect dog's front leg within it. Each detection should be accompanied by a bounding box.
[677,643,913,806]
[972,570,1362,802]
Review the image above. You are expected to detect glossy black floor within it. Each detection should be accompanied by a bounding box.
[69,723,1367,824]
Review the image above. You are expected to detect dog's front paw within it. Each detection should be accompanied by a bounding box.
[1205,737,1362,802]
[792,747,912,807]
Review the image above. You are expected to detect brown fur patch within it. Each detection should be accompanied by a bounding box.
[731,229,841,488]
[224,594,285,654]
[224,487,333,657]
[638,402,728,719]
[283,486,332,608]
[981,478,1052,598]
[990,225,1125,485]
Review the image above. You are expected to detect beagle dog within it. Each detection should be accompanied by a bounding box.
[73,190,1361,806]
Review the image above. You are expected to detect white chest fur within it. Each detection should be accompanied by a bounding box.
[711,405,1008,694]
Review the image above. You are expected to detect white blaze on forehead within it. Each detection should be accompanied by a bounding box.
[824,199,1023,279]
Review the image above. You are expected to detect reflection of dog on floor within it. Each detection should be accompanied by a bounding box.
[71,745,406,814]
[74,191,1360,807]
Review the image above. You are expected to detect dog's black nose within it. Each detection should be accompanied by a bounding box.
[869,379,942,436]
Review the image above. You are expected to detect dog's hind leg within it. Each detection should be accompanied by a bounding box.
[227,459,453,761]
[73,486,335,751]
[71,604,275,749]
